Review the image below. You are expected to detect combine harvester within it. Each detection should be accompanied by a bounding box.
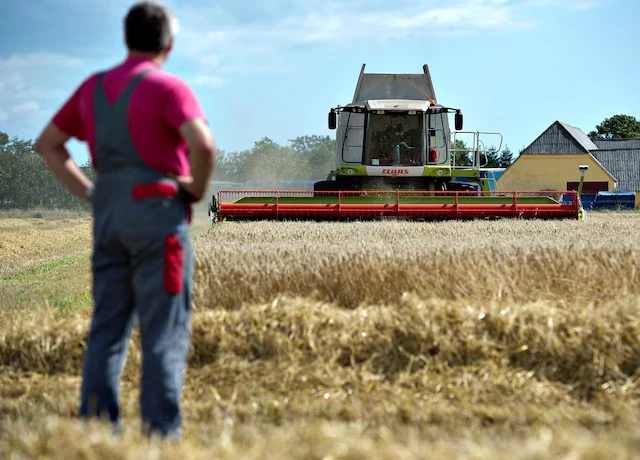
[209,64,585,223]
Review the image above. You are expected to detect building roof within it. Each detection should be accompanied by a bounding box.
[521,120,598,154]
[590,138,640,191]
[593,138,640,150]
[559,122,599,152]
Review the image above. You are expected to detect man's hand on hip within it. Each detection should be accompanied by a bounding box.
[169,174,199,202]
[34,123,94,201]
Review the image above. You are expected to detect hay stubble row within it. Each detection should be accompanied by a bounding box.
[1,213,639,458]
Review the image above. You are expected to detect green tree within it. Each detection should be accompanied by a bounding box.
[212,148,246,183]
[484,145,500,167]
[498,146,513,168]
[0,131,94,210]
[451,139,472,166]
[212,135,336,183]
[246,137,299,181]
[289,135,336,178]
[588,114,640,139]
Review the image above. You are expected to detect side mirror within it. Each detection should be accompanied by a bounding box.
[328,109,337,130]
[455,111,463,131]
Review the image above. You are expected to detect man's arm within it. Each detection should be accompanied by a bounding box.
[176,118,216,202]
[34,123,94,201]
[163,78,217,202]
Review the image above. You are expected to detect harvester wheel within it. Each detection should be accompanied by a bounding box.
[209,195,219,226]
[313,180,341,197]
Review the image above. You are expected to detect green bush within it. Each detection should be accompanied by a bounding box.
[0,132,94,210]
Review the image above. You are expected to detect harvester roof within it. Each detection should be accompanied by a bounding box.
[352,64,437,103]
[339,99,451,114]
[364,99,431,112]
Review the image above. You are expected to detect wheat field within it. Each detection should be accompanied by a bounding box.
[1,210,639,459]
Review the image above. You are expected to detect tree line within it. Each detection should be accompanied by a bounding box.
[588,114,640,139]
[214,135,336,183]
[0,132,96,210]
[5,113,637,210]
[0,132,337,209]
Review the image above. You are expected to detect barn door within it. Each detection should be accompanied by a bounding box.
[566,181,609,194]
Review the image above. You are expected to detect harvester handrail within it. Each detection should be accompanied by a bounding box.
[217,189,578,200]
[217,189,578,194]
[450,131,504,168]
[213,189,580,223]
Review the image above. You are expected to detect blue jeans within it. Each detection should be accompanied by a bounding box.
[79,190,193,439]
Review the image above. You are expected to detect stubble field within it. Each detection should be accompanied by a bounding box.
[1,209,639,459]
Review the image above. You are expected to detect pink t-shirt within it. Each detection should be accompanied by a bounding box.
[52,55,206,177]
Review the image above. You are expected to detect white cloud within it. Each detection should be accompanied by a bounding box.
[191,75,226,88]
[0,52,83,102]
[571,0,599,11]
[0,52,82,70]
[522,0,599,9]
[218,64,295,75]
[49,0,547,79]
[0,52,84,141]
[172,0,535,74]
[45,0,594,81]
[0,73,26,95]
[12,101,41,113]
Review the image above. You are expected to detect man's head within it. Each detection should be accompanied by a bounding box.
[124,1,178,64]
[389,116,407,131]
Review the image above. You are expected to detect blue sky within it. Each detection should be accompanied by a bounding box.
[0,0,638,167]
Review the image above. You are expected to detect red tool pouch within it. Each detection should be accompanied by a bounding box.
[132,181,192,224]
[132,182,178,200]
[164,233,184,294]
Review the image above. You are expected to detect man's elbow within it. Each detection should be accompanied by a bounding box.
[198,135,217,167]
[180,119,216,166]
[206,141,217,167]
[34,139,64,168]
[33,138,57,163]
[33,137,46,156]
[34,123,68,158]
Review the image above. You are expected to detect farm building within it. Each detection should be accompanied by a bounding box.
[497,121,640,208]
[590,138,640,192]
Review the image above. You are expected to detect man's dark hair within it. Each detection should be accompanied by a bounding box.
[124,2,175,53]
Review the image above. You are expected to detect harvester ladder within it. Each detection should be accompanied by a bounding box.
[485,170,499,192]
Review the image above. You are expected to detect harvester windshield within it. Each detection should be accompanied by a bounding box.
[366,113,423,166]
[365,110,449,166]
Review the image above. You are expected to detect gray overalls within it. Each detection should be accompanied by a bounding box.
[79,69,193,439]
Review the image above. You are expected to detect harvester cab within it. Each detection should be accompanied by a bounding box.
[317,64,503,194]
[209,64,584,223]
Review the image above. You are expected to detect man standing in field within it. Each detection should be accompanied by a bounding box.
[34,1,216,439]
